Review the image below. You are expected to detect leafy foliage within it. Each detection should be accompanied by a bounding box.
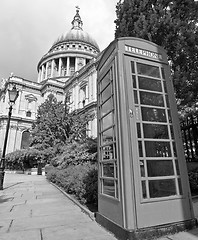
[51,138,97,168]
[30,94,93,151]
[5,148,41,170]
[188,168,198,195]
[46,163,98,206]
[114,0,198,109]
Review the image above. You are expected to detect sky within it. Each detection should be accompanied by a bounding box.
[0,0,118,82]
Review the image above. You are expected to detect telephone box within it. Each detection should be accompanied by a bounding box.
[96,37,196,240]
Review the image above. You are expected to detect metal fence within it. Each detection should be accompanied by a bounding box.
[180,115,198,162]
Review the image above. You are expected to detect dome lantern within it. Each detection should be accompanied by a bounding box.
[71,6,83,30]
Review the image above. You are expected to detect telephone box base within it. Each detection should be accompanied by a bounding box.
[95,212,197,240]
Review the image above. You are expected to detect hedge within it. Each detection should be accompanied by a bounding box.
[188,169,198,195]
[46,162,98,207]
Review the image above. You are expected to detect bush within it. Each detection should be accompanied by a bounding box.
[50,139,97,168]
[46,163,98,207]
[5,148,41,170]
[188,169,198,195]
[83,166,98,204]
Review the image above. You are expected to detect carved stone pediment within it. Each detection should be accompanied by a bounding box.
[25,94,37,103]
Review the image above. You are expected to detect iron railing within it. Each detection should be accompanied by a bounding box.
[180,115,198,162]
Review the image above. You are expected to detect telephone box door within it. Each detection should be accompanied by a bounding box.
[124,55,193,228]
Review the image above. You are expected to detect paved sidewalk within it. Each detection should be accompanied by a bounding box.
[0,173,116,240]
[0,173,197,240]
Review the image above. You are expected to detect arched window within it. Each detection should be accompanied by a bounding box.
[21,130,31,149]
[26,110,31,117]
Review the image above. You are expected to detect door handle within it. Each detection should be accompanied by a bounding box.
[129,109,133,118]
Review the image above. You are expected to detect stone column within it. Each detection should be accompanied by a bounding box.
[37,68,41,83]
[93,72,97,101]
[51,60,55,77]
[75,57,78,72]
[58,58,62,76]
[45,62,49,79]
[85,84,88,105]
[88,75,91,101]
[41,65,44,82]
[66,57,70,76]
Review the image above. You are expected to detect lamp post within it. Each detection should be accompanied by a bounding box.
[0,85,19,190]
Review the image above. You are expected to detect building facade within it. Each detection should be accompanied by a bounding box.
[0,8,100,154]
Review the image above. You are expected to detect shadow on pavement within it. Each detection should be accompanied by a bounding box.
[0,196,14,203]
[3,182,24,190]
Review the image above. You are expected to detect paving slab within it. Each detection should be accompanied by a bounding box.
[0,208,31,220]
[0,219,12,233]
[0,229,41,240]
[10,211,91,231]
[42,222,116,240]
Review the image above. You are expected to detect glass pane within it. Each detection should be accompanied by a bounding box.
[137,123,141,138]
[134,90,138,104]
[138,76,162,92]
[103,179,115,197]
[131,61,135,73]
[170,125,174,139]
[103,163,114,177]
[115,181,118,198]
[114,144,117,160]
[141,107,167,122]
[145,141,171,157]
[137,63,160,78]
[132,75,136,88]
[147,160,174,177]
[168,110,172,123]
[161,67,165,79]
[142,181,147,198]
[138,141,143,157]
[102,112,113,130]
[175,160,180,175]
[115,163,118,178]
[143,124,169,139]
[163,81,167,93]
[140,92,164,107]
[101,98,113,116]
[173,142,177,157]
[100,70,111,91]
[149,179,177,198]
[102,145,114,160]
[101,128,113,144]
[178,178,183,195]
[166,95,170,108]
[101,84,111,103]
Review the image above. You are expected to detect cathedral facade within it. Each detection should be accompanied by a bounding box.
[0,8,100,154]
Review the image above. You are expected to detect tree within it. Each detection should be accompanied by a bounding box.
[30,94,93,151]
[114,0,198,109]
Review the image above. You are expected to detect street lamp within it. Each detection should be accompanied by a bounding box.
[0,85,19,190]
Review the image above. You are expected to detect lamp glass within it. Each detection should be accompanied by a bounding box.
[8,87,18,103]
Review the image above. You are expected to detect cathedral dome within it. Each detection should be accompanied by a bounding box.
[37,7,100,82]
[51,7,100,52]
[53,28,99,51]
